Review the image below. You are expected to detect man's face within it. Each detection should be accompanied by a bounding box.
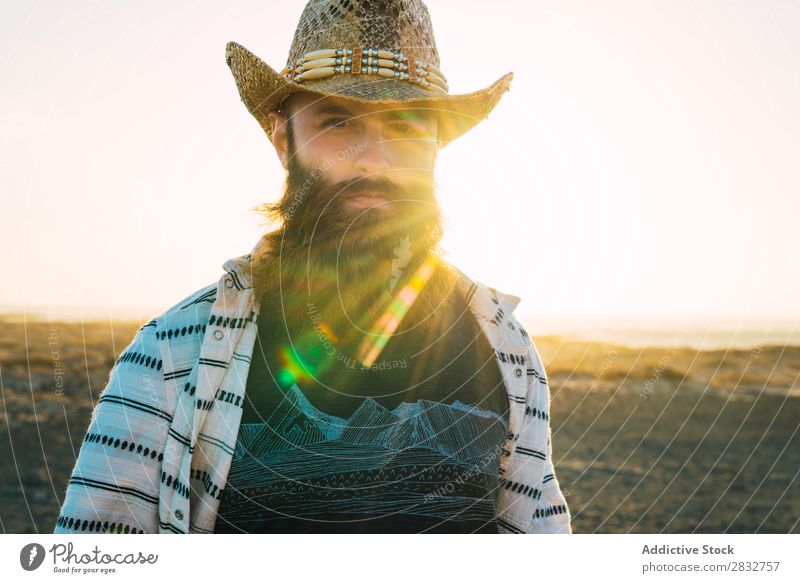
[266,92,442,261]
[279,91,439,209]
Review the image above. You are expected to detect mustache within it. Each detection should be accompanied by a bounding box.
[330,175,426,204]
[293,176,431,219]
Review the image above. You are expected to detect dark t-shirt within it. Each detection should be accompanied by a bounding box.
[214,271,510,533]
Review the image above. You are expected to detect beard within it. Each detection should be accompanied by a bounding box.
[249,151,460,354]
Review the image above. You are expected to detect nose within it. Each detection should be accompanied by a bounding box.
[354,130,391,175]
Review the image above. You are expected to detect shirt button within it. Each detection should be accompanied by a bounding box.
[174,509,184,521]
[225,278,234,289]
[213,330,224,340]
[514,367,523,378]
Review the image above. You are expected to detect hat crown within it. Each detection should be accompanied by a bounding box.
[287,0,440,69]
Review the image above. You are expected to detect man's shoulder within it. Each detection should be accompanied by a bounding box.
[147,279,221,334]
[454,272,524,332]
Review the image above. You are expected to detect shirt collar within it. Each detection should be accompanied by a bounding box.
[222,235,521,318]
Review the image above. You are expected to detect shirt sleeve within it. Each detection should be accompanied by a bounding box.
[525,337,573,534]
[53,322,168,534]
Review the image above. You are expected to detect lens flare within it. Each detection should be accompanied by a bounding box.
[354,253,438,367]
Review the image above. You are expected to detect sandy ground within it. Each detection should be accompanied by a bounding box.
[1,318,798,533]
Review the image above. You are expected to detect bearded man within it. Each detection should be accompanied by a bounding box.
[55,0,571,535]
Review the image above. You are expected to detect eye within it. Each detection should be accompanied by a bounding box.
[321,117,351,129]
[385,120,431,140]
[390,122,411,134]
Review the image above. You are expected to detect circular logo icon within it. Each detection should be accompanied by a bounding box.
[19,543,46,571]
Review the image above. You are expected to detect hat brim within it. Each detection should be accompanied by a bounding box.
[225,41,513,149]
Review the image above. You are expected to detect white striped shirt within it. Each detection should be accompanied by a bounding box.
[54,237,572,534]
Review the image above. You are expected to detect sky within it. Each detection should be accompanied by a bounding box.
[1,0,799,338]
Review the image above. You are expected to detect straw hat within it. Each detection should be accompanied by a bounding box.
[225,0,514,148]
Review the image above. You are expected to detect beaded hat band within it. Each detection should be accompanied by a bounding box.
[280,48,449,95]
[225,0,513,148]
